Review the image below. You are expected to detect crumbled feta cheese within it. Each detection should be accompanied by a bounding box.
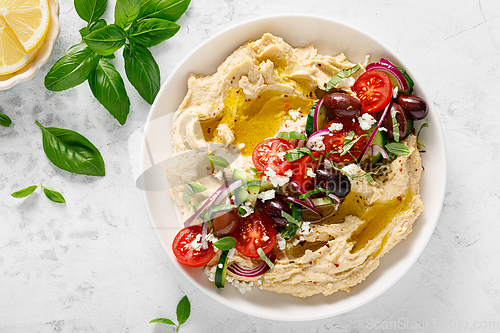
[228,278,253,294]
[258,189,275,202]
[249,169,256,175]
[284,169,293,177]
[378,127,388,132]
[392,86,398,99]
[264,168,276,177]
[204,266,216,282]
[357,113,376,131]
[362,55,371,67]
[276,234,286,251]
[218,263,223,269]
[264,168,291,187]
[342,163,361,177]
[240,201,254,217]
[206,233,218,244]
[277,151,286,160]
[299,222,311,235]
[336,76,356,89]
[308,135,325,151]
[262,235,269,241]
[190,233,203,249]
[289,110,301,121]
[329,122,343,132]
[323,159,333,169]
[306,168,316,178]
[213,169,223,180]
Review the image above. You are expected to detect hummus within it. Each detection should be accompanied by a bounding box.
[168,33,424,298]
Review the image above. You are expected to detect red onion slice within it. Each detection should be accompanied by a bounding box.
[201,221,209,250]
[358,102,391,161]
[227,262,269,277]
[305,129,331,150]
[366,59,409,91]
[280,195,322,217]
[370,144,389,159]
[289,181,318,211]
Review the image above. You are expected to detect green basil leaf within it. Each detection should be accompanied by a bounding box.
[211,204,237,213]
[392,109,400,142]
[176,295,191,326]
[84,24,127,56]
[75,0,107,24]
[214,236,237,251]
[123,43,160,104]
[209,155,230,168]
[128,18,180,47]
[88,59,130,125]
[35,121,106,176]
[89,19,107,32]
[284,146,317,162]
[11,185,39,198]
[138,0,190,22]
[79,27,91,39]
[182,182,206,205]
[115,0,141,28]
[257,248,274,270]
[0,113,12,127]
[385,142,409,156]
[276,131,306,140]
[43,187,66,203]
[341,131,367,156]
[417,122,428,139]
[45,43,101,91]
[299,187,328,199]
[149,318,176,326]
[326,64,360,91]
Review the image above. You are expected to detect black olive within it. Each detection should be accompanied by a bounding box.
[255,198,292,226]
[212,208,240,237]
[396,93,428,120]
[382,102,408,140]
[315,162,351,198]
[323,92,362,119]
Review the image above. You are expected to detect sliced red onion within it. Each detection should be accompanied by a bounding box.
[280,195,322,217]
[328,193,341,206]
[207,179,243,216]
[366,59,409,91]
[358,102,391,161]
[313,98,328,132]
[370,144,389,159]
[201,221,209,250]
[289,181,318,210]
[305,129,331,150]
[227,261,269,277]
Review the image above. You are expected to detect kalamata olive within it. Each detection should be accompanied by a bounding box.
[396,93,428,120]
[315,162,351,198]
[383,102,408,140]
[255,198,292,226]
[323,92,362,119]
[212,208,240,237]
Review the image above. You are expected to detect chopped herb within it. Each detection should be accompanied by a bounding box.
[326,64,361,91]
[391,109,400,142]
[385,142,410,156]
[150,295,191,331]
[284,146,318,162]
[250,167,264,174]
[331,164,389,182]
[416,122,428,147]
[299,188,328,199]
[257,248,274,270]
[341,131,367,156]
[280,204,302,239]
[276,131,307,140]
[209,155,230,168]
[183,182,207,205]
[210,204,237,213]
[214,236,237,251]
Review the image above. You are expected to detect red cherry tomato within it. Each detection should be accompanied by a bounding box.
[352,70,392,113]
[323,119,365,163]
[252,138,293,175]
[291,151,322,192]
[231,214,276,258]
[172,226,216,267]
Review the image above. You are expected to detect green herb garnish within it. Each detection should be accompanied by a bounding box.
[0,113,12,127]
[150,295,191,331]
[385,142,410,156]
[257,248,274,270]
[182,183,207,205]
[276,131,307,140]
[214,236,237,251]
[209,155,230,168]
[284,146,318,162]
[299,188,328,199]
[416,122,428,147]
[341,131,367,156]
[280,205,302,239]
[11,182,66,203]
[326,64,361,91]
[391,109,400,142]
[250,167,264,174]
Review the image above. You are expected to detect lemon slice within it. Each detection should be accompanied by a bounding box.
[0,16,43,75]
[1,0,50,54]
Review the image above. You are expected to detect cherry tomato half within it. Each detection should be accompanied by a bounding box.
[231,213,276,258]
[252,138,293,175]
[323,119,365,163]
[291,151,322,192]
[172,226,216,267]
[352,70,392,113]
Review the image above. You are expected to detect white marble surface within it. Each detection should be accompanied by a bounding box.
[1,0,499,332]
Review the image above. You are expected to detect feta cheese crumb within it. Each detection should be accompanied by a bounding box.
[240,201,254,217]
[336,76,356,89]
[264,167,291,187]
[299,221,311,235]
[342,163,361,177]
[276,233,286,251]
[262,235,269,241]
[323,159,333,169]
[228,278,254,294]
[308,135,325,151]
[284,169,293,177]
[213,169,223,180]
[392,86,398,98]
[378,127,388,132]
[264,167,276,177]
[218,263,223,269]
[289,110,301,121]
[206,233,218,244]
[277,151,286,160]
[204,266,216,282]
[306,167,316,178]
[190,233,203,249]
[258,189,275,202]
[357,113,376,131]
[329,122,343,132]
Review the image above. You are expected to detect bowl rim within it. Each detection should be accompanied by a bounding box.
[141,13,447,321]
[0,0,60,90]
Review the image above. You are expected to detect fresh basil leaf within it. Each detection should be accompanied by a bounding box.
[392,109,400,142]
[115,0,141,28]
[0,113,12,127]
[214,236,237,251]
[89,19,107,32]
[75,0,107,24]
[341,131,367,156]
[149,318,176,326]
[138,0,191,22]
[43,187,66,203]
[183,182,206,205]
[209,155,230,168]
[210,204,237,213]
[250,167,263,174]
[79,27,91,39]
[276,131,307,140]
[128,18,180,47]
[45,43,101,91]
[281,210,301,227]
[84,24,127,56]
[89,59,130,125]
[35,121,106,176]
[176,295,190,326]
[385,142,409,156]
[257,248,274,270]
[326,64,360,91]
[284,146,317,162]
[11,185,39,198]
[280,205,302,239]
[299,188,328,199]
[123,43,160,104]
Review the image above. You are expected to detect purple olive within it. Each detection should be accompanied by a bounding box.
[212,209,240,237]
[396,93,428,120]
[323,92,362,119]
[383,102,408,140]
[255,198,292,226]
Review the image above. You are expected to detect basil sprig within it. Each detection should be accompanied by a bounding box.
[45,0,190,124]
[11,182,66,203]
[326,64,361,91]
[280,209,302,239]
[214,236,237,251]
[0,113,12,127]
[299,188,328,199]
[150,295,191,331]
[385,142,410,156]
[36,121,106,176]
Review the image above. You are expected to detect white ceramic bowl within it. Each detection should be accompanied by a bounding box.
[140,14,446,321]
[0,0,60,90]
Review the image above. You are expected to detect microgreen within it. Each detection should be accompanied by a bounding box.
[299,188,328,199]
[150,295,191,332]
[276,131,307,140]
[0,113,12,127]
[214,236,237,251]
[284,146,318,162]
[326,64,361,91]
[209,155,230,168]
[11,182,66,203]
[46,0,190,125]
[385,142,410,156]
[416,122,428,147]
[341,131,367,156]
[182,183,207,205]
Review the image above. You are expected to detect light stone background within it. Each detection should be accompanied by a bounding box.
[1,0,499,332]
